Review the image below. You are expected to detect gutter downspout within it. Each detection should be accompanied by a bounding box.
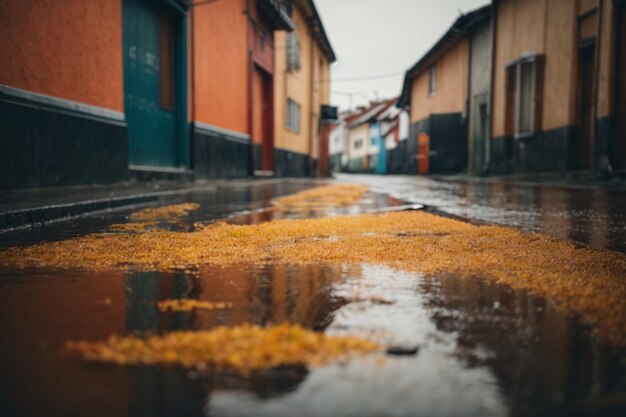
[593,0,605,171]
[308,28,316,177]
[487,1,497,174]
[246,0,254,177]
[466,34,472,175]
[191,4,195,125]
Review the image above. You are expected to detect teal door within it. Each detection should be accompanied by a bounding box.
[123,0,186,169]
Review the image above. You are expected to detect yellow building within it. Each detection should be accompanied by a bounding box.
[491,0,625,174]
[273,0,335,177]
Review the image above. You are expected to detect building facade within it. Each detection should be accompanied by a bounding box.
[467,10,492,175]
[344,100,394,173]
[273,0,335,177]
[399,6,490,175]
[191,0,292,180]
[491,0,625,175]
[0,0,334,190]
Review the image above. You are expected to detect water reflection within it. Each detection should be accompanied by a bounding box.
[340,174,626,253]
[1,260,626,416]
[225,193,406,225]
[422,274,626,417]
[0,181,325,248]
[0,263,343,417]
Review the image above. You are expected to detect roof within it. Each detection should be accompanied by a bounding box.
[397,4,491,108]
[293,0,336,62]
[259,0,295,31]
[348,98,396,128]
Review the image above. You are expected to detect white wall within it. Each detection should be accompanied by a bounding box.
[347,123,369,160]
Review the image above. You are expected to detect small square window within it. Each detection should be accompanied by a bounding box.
[287,98,301,132]
[428,65,437,96]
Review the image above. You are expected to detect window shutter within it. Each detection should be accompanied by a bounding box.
[505,65,516,136]
[533,55,545,132]
[286,32,301,72]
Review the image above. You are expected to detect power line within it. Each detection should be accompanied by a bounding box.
[323,72,405,83]
[331,91,368,97]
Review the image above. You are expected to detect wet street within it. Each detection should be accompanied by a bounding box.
[1,175,625,417]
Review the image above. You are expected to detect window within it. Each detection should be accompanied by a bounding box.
[428,65,436,96]
[505,54,545,136]
[286,31,301,71]
[354,139,363,150]
[287,98,301,132]
[371,136,376,146]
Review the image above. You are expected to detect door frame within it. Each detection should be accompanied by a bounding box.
[260,67,274,172]
[472,93,489,174]
[614,0,626,170]
[123,0,189,171]
[574,41,596,170]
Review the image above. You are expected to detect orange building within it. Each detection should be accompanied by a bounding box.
[0,0,320,189]
[191,0,293,179]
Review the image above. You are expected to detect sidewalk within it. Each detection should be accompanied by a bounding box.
[0,178,317,231]
[431,170,626,191]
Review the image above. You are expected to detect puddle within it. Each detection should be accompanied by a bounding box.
[223,192,408,225]
[1,262,625,417]
[1,182,625,417]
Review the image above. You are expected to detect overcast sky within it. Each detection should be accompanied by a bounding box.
[314,0,487,111]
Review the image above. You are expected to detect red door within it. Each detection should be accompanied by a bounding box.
[261,70,274,171]
[252,66,274,172]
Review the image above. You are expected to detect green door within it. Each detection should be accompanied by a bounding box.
[471,94,488,174]
[123,0,185,168]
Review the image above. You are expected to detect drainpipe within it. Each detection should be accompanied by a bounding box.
[309,29,316,177]
[191,4,195,125]
[246,0,254,176]
[466,34,473,174]
[593,0,605,172]
[487,1,497,174]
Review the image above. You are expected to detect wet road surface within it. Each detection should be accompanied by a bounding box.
[338,174,626,253]
[1,176,625,417]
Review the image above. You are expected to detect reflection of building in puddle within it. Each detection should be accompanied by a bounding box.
[226,193,406,225]
[206,265,507,417]
[124,263,345,334]
[193,263,344,330]
[421,274,626,416]
[0,269,132,417]
[121,263,346,416]
[125,271,196,333]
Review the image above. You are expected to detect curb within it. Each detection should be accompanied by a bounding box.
[0,187,215,232]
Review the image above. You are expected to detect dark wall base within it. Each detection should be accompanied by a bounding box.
[517,127,575,172]
[252,143,263,173]
[274,148,310,177]
[329,154,342,172]
[386,140,413,174]
[492,126,576,174]
[0,87,128,190]
[594,115,625,172]
[490,136,514,175]
[595,115,613,171]
[192,123,251,179]
[346,157,366,173]
[408,113,466,174]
